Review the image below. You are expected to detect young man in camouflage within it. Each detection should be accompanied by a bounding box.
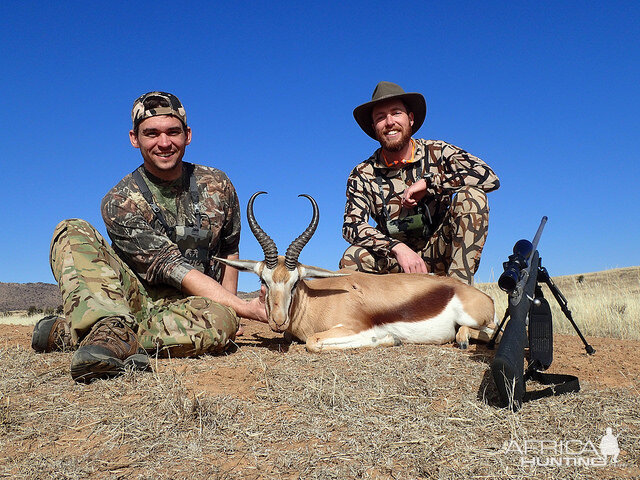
[32,92,267,382]
[340,81,500,284]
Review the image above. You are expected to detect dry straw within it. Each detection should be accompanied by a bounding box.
[1,267,638,478]
[477,266,640,340]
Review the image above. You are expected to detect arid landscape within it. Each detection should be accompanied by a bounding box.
[1,267,639,479]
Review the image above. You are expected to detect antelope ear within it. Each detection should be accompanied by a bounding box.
[214,257,262,274]
[298,264,350,279]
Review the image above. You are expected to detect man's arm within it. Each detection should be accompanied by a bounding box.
[342,169,401,256]
[181,267,267,322]
[391,242,428,273]
[343,166,427,273]
[402,141,499,208]
[220,253,239,295]
[435,142,500,192]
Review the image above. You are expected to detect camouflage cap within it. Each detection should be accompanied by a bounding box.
[131,91,187,130]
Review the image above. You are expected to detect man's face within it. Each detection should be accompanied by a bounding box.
[372,99,414,152]
[129,115,192,180]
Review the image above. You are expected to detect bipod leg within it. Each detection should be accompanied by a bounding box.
[487,307,510,350]
[538,266,595,355]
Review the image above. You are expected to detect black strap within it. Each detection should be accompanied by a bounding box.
[524,369,580,402]
[374,175,391,223]
[132,168,174,237]
[187,164,202,230]
[131,164,203,236]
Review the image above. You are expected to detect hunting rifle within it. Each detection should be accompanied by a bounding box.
[488,216,595,411]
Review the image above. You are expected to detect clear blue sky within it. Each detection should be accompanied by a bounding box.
[1,1,638,293]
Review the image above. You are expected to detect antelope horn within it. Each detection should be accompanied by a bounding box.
[247,191,278,269]
[284,194,319,270]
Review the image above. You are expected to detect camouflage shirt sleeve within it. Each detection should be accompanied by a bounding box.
[215,174,241,259]
[423,139,500,193]
[101,164,241,290]
[101,187,193,290]
[342,161,401,256]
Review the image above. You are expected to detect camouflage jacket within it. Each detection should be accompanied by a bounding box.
[101,162,240,290]
[342,139,500,255]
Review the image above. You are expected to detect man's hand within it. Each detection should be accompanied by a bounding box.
[402,178,427,208]
[391,242,428,273]
[181,269,268,323]
[246,285,268,323]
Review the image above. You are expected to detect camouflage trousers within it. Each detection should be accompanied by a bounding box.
[50,219,239,357]
[339,187,489,284]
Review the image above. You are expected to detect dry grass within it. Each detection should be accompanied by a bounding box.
[0,339,638,479]
[0,314,40,326]
[1,267,639,478]
[477,266,640,340]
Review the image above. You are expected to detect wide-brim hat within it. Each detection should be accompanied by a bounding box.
[353,81,426,140]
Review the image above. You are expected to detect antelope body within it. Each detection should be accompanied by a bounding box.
[217,192,497,352]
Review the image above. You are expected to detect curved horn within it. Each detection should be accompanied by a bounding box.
[284,194,319,270]
[247,191,278,269]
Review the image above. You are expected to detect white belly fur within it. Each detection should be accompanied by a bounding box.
[319,295,477,349]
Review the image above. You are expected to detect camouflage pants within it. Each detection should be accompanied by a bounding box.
[339,187,489,284]
[50,219,239,357]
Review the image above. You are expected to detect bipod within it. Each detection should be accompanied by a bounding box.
[487,263,595,356]
[487,308,509,350]
[537,265,595,355]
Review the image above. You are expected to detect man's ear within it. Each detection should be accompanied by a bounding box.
[129,130,140,148]
[409,111,414,127]
[185,126,192,146]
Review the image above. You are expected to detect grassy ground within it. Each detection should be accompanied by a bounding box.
[1,334,638,479]
[1,267,638,479]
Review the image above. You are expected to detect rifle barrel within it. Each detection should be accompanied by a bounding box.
[531,216,548,253]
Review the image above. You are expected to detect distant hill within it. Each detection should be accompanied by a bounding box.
[0,281,260,313]
[0,282,62,312]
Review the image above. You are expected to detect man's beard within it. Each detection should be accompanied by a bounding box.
[377,126,412,152]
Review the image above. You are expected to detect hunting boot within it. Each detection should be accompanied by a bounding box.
[32,315,73,353]
[70,316,150,383]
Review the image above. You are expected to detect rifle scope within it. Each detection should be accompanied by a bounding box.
[498,240,533,293]
[498,217,548,294]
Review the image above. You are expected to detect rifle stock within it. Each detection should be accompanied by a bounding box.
[491,249,540,410]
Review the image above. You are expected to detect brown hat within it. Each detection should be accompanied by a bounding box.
[353,81,426,140]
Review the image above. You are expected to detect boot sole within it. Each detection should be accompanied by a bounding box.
[32,316,60,353]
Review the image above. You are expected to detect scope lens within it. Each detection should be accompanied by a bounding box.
[513,239,533,258]
[498,268,519,292]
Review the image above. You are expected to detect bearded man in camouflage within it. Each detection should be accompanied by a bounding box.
[340,82,500,284]
[32,92,267,382]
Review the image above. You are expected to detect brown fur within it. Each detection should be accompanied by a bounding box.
[368,285,455,326]
[287,270,495,346]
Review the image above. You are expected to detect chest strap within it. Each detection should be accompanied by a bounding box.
[131,164,202,238]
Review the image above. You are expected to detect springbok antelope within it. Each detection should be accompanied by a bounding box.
[216,192,497,352]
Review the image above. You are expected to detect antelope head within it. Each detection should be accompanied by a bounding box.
[215,192,347,332]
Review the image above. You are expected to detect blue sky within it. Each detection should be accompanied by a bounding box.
[1,1,638,293]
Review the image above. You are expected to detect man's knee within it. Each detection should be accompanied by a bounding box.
[140,297,239,357]
[339,245,379,273]
[53,219,102,243]
[451,187,488,216]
